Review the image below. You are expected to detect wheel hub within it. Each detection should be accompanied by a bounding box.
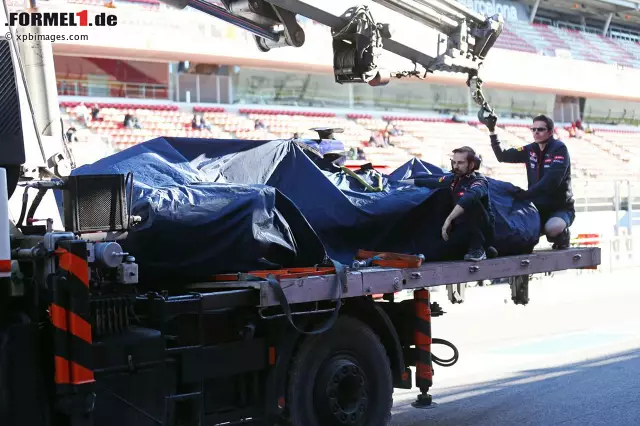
[316,358,368,425]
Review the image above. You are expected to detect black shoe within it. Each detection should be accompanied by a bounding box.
[486,246,499,258]
[464,247,486,262]
[552,228,571,250]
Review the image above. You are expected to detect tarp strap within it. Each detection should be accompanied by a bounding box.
[264,260,347,335]
[340,166,383,192]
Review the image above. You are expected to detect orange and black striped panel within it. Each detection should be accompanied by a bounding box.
[51,239,94,390]
[414,289,433,391]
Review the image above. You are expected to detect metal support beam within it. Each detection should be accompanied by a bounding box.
[603,12,613,36]
[263,0,450,69]
[180,0,499,76]
[188,0,279,41]
[529,0,541,23]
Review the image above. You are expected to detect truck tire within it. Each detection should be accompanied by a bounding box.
[286,316,393,426]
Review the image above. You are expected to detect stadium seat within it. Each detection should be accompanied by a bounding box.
[60,99,640,198]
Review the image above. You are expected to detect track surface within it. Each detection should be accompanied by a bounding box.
[391,269,640,426]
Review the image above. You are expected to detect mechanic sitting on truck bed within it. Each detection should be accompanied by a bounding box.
[402,146,497,262]
[479,113,574,250]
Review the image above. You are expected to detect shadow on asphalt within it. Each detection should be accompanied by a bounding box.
[391,348,640,426]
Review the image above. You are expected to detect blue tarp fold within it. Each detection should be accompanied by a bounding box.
[72,137,540,283]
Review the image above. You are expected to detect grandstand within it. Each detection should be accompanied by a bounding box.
[60,100,638,199]
[24,0,640,218]
[496,20,640,68]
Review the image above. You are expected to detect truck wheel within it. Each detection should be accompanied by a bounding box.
[287,316,392,426]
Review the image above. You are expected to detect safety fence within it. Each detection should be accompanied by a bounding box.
[570,234,640,274]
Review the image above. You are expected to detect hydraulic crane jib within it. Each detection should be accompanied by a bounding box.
[160,0,503,110]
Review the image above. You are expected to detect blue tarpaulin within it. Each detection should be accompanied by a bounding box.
[72,137,540,283]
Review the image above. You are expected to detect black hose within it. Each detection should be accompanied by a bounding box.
[432,338,459,367]
[26,188,47,224]
[17,187,29,228]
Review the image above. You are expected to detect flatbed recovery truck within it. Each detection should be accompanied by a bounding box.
[0,0,601,425]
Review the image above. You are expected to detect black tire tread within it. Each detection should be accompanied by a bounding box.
[286,315,393,426]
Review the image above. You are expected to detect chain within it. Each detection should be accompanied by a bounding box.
[389,62,428,80]
[467,70,495,116]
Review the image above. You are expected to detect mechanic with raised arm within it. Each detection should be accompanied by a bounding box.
[402,146,497,262]
[479,113,574,249]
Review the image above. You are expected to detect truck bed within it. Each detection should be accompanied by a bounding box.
[188,247,601,307]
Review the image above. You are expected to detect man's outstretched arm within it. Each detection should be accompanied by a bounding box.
[400,174,454,189]
[478,111,528,163]
[490,134,529,163]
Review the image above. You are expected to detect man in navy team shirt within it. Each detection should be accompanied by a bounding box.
[480,113,574,250]
[402,146,497,262]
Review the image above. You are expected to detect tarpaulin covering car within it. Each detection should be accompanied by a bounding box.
[71,137,541,283]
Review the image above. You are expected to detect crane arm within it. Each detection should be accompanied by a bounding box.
[159,0,503,113]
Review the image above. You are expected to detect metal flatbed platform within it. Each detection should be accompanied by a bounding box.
[188,247,601,307]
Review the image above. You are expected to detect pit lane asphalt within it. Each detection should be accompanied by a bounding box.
[390,269,640,426]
